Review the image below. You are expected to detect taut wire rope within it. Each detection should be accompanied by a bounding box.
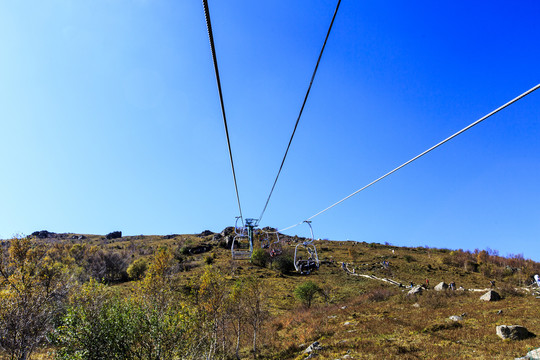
[258,0,342,223]
[202,0,244,224]
[278,83,540,233]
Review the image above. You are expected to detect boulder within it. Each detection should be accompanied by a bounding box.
[449,315,463,322]
[480,290,501,301]
[517,347,540,359]
[189,244,213,254]
[198,230,214,237]
[434,282,449,291]
[496,325,533,340]
[221,227,235,237]
[106,231,122,240]
[223,235,235,248]
[408,285,423,296]
[162,234,179,239]
[212,233,223,241]
[303,341,323,353]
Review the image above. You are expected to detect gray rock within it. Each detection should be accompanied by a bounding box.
[304,341,323,353]
[221,226,235,237]
[449,315,463,322]
[106,231,122,240]
[496,325,532,340]
[198,230,214,237]
[434,282,449,291]
[408,285,423,296]
[480,290,501,301]
[520,347,540,359]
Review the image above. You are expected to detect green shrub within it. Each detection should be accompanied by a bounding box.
[251,248,269,267]
[272,254,295,274]
[51,281,201,360]
[180,246,191,255]
[294,281,321,308]
[403,255,415,263]
[204,255,214,265]
[127,258,148,280]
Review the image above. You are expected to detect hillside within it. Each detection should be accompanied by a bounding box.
[1,230,540,359]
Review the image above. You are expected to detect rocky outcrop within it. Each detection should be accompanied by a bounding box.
[434,282,449,291]
[408,285,423,296]
[496,325,533,340]
[221,227,235,237]
[106,231,122,240]
[303,341,323,354]
[480,290,501,301]
[188,244,213,254]
[198,230,214,237]
[32,230,55,239]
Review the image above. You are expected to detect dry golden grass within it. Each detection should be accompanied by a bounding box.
[7,233,540,359]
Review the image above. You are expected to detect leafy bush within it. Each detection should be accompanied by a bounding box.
[51,291,138,360]
[0,237,71,360]
[403,255,415,263]
[127,258,148,280]
[180,246,191,255]
[251,248,269,267]
[272,254,295,274]
[204,255,214,265]
[52,260,202,360]
[294,281,321,308]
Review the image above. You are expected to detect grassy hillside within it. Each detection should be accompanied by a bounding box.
[2,230,540,359]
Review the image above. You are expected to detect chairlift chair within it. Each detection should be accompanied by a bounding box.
[231,217,252,260]
[269,231,283,257]
[260,231,270,249]
[293,221,320,274]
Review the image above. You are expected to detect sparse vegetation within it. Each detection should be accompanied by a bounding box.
[1,232,540,359]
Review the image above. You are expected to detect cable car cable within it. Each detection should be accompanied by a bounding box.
[202,0,244,224]
[258,0,342,223]
[278,83,540,232]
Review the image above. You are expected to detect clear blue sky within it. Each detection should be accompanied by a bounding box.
[1,1,539,260]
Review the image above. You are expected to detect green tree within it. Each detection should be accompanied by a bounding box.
[294,280,321,308]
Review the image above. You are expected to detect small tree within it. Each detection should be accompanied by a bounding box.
[127,258,148,280]
[294,280,321,308]
[251,248,269,268]
[272,253,295,274]
[242,277,269,356]
[0,237,71,360]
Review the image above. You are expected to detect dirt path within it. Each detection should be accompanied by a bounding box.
[340,262,537,293]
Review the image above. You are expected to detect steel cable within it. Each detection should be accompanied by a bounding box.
[202,0,243,224]
[258,0,342,223]
[278,83,540,232]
